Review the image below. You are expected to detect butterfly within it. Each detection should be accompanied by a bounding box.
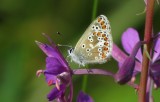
[68,15,113,66]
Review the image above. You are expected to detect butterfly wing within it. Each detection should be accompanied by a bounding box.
[73,15,113,65]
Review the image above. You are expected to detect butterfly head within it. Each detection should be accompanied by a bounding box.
[68,48,74,55]
[68,48,85,66]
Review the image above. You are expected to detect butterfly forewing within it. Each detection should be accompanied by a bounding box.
[73,15,112,64]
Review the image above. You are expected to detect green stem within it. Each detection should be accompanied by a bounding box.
[82,0,98,92]
[92,0,98,21]
[82,75,88,92]
[138,0,155,102]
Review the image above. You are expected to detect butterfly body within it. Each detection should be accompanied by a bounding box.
[68,15,113,66]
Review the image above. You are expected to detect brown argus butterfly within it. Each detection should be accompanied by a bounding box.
[68,15,113,66]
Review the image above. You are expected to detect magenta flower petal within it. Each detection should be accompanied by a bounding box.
[47,85,66,101]
[45,57,67,74]
[36,37,73,101]
[77,91,94,102]
[44,73,57,85]
[152,33,160,62]
[112,44,128,65]
[36,41,60,58]
[121,28,142,62]
[114,41,146,84]
[112,43,141,72]
[115,56,135,84]
[35,41,68,68]
[44,57,68,85]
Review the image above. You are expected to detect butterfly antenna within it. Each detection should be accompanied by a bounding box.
[57,44,72,48]
[42,33,57,47]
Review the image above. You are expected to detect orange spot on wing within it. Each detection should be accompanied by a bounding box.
[98,18,102,22]
[104,37,108,41]
[104,42,108,46]
[100,21,105,25]
[102,25,106,29]
[97,32,102,36]
[93,32,97,35]
[102,53,106,58]
[102,34,106,37]
[103,47,108,51]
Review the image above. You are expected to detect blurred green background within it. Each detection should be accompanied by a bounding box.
[0,0,160,102]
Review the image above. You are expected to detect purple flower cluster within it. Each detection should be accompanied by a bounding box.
[113,28,160,88]
[36,34,73,102]
[36,34,93,102]
[36,28,160,102]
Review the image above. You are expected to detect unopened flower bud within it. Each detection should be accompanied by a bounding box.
[115,56,135,84]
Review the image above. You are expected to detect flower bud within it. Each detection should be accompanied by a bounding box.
[115,56,135,84]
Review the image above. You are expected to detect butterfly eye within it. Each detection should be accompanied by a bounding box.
[68,48,74,54]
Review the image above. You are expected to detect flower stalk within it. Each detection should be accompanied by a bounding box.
[138,0,155,102]
[82,0,99,92]
[73,69,114,77]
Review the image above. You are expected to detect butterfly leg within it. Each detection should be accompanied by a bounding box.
[86,69,93,73]
[65,55,73,63]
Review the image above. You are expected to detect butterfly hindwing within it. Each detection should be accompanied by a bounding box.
[71,15,112,65]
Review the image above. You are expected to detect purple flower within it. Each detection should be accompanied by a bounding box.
[77,91,93,102]
[35,34,115,102]
[149,33,160,88]
[35,30,160,101]
[112,28,145,84]
[36,34,73,102]
[121,28,160,88]
[113,28,160,88]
